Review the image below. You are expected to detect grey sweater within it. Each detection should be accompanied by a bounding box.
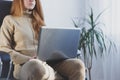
[0,14,38,79]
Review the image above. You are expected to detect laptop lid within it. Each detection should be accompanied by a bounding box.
[37,27,81,61]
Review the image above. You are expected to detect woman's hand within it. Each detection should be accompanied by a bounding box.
[20,55,38,66]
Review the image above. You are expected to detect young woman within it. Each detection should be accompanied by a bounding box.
[0,0,85,80]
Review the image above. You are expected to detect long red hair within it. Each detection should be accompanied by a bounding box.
[11,0,45,39]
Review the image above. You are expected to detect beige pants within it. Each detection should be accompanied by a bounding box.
[19,59,85,80]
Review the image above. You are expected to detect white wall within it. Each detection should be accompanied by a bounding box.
[84,0,120,80]
[41,0,85,27]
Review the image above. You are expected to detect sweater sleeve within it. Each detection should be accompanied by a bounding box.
[0,16,31,64]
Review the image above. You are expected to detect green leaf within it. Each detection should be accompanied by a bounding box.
[72,18,79,28]
[94,8,107,23]
[72,7,116,65]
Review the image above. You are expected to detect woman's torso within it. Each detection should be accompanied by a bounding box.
[8,14,38,57]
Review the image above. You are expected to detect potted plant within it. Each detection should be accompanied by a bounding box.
[72,8,116,80]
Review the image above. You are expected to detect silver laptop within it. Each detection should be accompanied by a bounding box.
[37,27,81,61]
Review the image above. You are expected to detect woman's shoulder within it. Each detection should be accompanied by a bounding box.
[3,15,19,24]
[3,15,14,21]
[1,15,16,29]
[4,15,30,21]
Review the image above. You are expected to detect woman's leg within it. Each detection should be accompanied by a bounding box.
[53,59,85,80]
[19,59,56,80]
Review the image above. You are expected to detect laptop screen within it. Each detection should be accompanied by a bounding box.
[37,27,81,61]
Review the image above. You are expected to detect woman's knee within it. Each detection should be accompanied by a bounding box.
[23,59,46,73]
[72,59,85,79]
[73,59,85,70]
[19,59,46,80]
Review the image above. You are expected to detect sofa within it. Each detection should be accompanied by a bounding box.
[0,0,13,79]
